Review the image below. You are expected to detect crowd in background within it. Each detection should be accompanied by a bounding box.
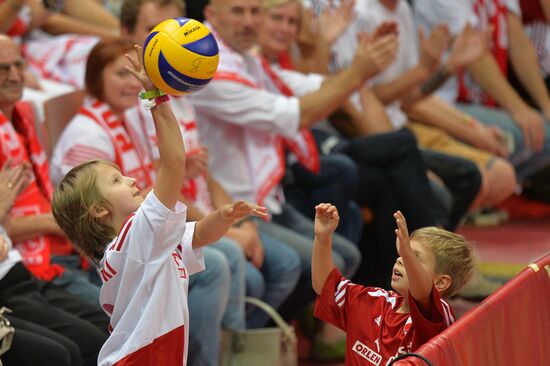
[0,0,549,364]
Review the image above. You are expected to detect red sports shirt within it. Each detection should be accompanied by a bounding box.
[314,269,455,366]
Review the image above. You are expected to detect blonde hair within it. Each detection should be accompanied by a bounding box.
[52,160,118,264]
[410,227,477,298]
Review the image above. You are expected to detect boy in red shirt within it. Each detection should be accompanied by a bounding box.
[312,204,476,365]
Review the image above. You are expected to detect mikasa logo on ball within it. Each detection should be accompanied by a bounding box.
[183,26,201,37]
[147,39,158,58]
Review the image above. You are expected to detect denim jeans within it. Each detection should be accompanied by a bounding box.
[210,237,247,331]
[244,225,301,328]
[456,103,550,180]
[187,247,230,366]
[285,152,363,245]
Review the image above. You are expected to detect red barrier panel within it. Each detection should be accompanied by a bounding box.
[394,253,550,366]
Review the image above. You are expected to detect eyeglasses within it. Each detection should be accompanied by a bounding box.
[0,59,26,77]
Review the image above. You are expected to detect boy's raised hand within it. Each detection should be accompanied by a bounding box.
[220,201,268,221]
[314,203,339,237]
[124,44,156,91]
[394,210,411,257]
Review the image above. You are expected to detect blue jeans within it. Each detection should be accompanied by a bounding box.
[187,247,230,366]
[244,226,301,328]
[209,237,247,331]
[456,103,550,180]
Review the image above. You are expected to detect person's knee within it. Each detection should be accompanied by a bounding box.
[213,239,246,275]
[199,249,232,290]
[245,262,265,299]
[485,158,517,205]
[331,154,359,185]
[284,247,302,285]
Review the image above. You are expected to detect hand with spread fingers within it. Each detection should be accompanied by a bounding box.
[220,201,269,222]
[319,0,356,46]
[394,210,411,257]
[124,44,156,91]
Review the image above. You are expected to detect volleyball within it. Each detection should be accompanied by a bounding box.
[143,17,219,95]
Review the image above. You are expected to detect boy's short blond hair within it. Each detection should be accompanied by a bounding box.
[410,227,477,298]
[52,160,118,264]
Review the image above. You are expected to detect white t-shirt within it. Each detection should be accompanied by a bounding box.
[413,0,522,102]
[98,192,204,366]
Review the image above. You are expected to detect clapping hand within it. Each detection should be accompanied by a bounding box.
[447,23,491,72]
[0,161,31,222]
[418,24,450,73]
[354,31,398,80]
[319,0,357,46]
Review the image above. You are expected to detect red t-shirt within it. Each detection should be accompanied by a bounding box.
[314,269,455,366]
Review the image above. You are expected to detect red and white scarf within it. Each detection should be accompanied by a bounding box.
[457,0,509,107]
[79,97,154,189]
[0,102,65,281]
[259,57,320,174]
[209,23,318,204]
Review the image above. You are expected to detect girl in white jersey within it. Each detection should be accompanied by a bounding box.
[51,45,268,366]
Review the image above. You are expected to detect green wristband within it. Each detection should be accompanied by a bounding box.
[139,89,166,100]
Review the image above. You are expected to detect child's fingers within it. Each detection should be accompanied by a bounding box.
[124,51,140,71]
[133,44,143,64]
[251,205,268,216]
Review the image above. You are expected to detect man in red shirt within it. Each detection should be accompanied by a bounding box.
[312,204,477,365]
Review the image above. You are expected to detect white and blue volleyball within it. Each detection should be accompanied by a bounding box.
[143,17,219,95]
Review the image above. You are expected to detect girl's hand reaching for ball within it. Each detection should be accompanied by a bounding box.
[125,44,156,91]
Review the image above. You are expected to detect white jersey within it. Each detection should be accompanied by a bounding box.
[98,192,204,366]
